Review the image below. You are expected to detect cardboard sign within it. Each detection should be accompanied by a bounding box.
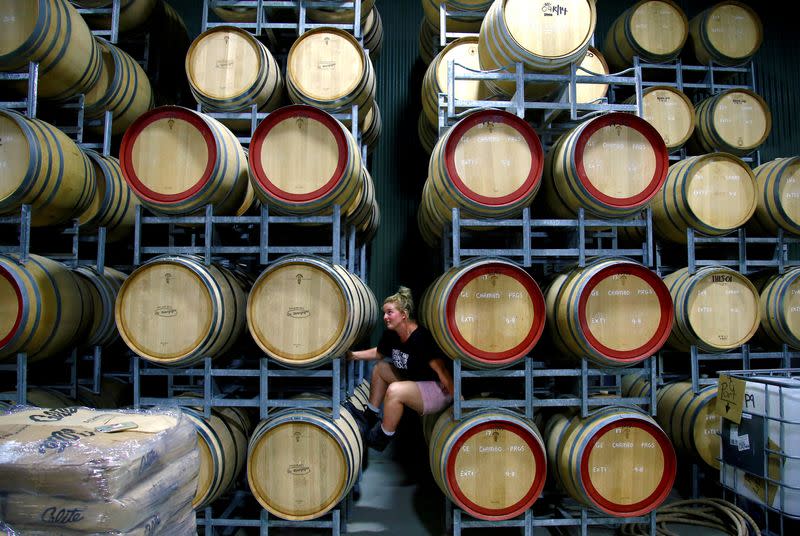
[717,374,746,424]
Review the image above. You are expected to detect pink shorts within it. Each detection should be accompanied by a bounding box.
[417,381,453,415]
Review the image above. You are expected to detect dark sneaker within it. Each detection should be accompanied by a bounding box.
[367,425,395,452]
[343,401,369,438]
[364,407,380,430]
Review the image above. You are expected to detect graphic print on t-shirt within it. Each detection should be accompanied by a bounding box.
[392,349,409,369]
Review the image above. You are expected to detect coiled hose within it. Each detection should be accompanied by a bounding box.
[619,498,761,536]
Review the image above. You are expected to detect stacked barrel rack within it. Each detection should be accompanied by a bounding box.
[419,1,799,535]
[0,0,383,534]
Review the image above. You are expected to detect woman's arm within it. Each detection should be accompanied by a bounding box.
[429,358,454,396]
[346,347,382,361]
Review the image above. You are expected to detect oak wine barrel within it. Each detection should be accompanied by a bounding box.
[545,406,676,517]
[418,18,439,66]
[422,0,492,34]
[663,266,760,352]
[428,407,547,520]
[84,37,154,135]
[177,400,250,510]
[419,109,544,245]
[688,1,763,66]
[690,88,771,156]
[422,36,494,131]
[363,7,384,61]
[248,105,364,218]
[420,257,546,369]
[286,28,376,124]
[0,388,77,411]
[185,26,283,119]
[602,0,688,71]
[78,150,139,242]
[624,86,695,152]
[306,0,374,24]
[0,254,90,363]
[750,157,800,236]
[651,153,757,243]
[0,0,103,102]
[624,376,721,469]
[0,109,96,227]
[545,257,673,367]
[73,265,127,348]
[247,402,363,520]
[540,112,668,219]
[119,106,249,216]
[573,46,610,105]
[758,267,800,350]
[478,0,597,98]
[72,0,158,33]
[247,255,378,368]
[115,255,248,366]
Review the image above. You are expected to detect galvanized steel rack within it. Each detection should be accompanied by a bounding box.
[655,228,800,278]
[452,356,658,421]
[133,355,348,420]
[442,207,654,272]
[203,0,366,41]
[0,61,39,118]
[437,60,642,141]
[132,203,366,276]
[196,490,349,536]
[445,499,657,536]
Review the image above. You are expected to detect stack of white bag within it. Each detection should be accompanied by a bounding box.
[0,406,199,535]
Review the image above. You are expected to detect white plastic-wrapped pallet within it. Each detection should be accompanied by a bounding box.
[0,406,199,535]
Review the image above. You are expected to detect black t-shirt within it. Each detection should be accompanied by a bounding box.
[377,325,446,382]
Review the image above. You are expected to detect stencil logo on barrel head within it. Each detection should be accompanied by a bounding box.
[287,307,311,318]
[542,3,568,16]
[288,463,311,475]
[155,305,177,317]
[656,95,671,103]
[296,273,309,285]
[164,272,173,284]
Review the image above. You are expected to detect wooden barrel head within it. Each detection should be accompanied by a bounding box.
[248,261,346,363]
[708,90,770,152]
[578,263,673,362]
[702,3,762,63]
[251,106,343,201]
[579,115,659,203]
[249,420,347,519]
[435,37,484,102]
[0,4,39,57]
[0,114,30,200]
[684,154,757,231]
[187,27,262,101]
[116,263,212,361]
[445,420,545,519]
[763,159,800,232]
[686,270,759,350]
[444,110,543,206]
[0,266,20,347]
[288,28,364,101]
[503,0,594,59]
[447,267,542,361]
[575,47,609,104]
[121,108,213,202]
[639,86,695,149]
[582,418,672,515]
[628,1,687,58]
[690,394,721,469]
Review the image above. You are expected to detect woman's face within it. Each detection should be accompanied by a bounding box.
[383,302,406,331]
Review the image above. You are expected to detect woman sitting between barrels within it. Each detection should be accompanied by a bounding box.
[346,287,454,451]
